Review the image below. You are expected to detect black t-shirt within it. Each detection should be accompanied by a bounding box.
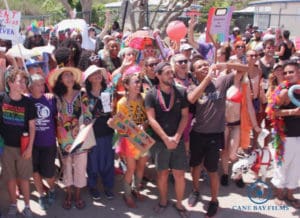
[145,85,189,140]
[282,93,300,137]
[0,93,36,147]
[87,91,114,138]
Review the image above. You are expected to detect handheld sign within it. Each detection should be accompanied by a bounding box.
[110,112,155,157]
[206,7,234,43]
[0,9,21,40]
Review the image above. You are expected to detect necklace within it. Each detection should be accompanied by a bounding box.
[157,86,175,112]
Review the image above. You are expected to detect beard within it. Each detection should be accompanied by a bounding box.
[162,79,173,87]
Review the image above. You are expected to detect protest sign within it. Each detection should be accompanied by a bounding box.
[70,120,96,154]
[0,9,21,40]
[110,112,155,155]
[206,7,234,43]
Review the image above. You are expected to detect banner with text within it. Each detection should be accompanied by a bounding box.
[206,7,234,43]
[0,9,21,40]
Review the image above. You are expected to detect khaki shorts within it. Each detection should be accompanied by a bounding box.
[1,146,33,180]
[62,152,87,188]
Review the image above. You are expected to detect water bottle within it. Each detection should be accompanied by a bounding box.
[20,132,29,155]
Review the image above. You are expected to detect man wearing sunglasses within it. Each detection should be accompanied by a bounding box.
[270,61,300,208]
[142,56,159,93]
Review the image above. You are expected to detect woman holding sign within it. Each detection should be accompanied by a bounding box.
[109,65,149,208]
[83,65,115,200]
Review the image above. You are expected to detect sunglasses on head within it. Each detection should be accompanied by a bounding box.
[176,59,188,65]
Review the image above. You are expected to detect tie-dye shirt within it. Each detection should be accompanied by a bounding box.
[56,91,92,155]
[0,93,36,147]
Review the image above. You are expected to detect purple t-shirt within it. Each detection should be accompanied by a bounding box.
[30,95,57,147]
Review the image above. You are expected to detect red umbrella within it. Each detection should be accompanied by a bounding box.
[127,30,153,50]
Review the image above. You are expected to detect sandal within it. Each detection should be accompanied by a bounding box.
[75,199,86,210]
[153,202,168,214]
[123,195,136,208]
[62,199,72,210]
[132,190,146,201]
[173,203,190,218]
[286,198,300,209]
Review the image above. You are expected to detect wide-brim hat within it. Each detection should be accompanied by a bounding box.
[83,65,107,82]
[48,67,82,88]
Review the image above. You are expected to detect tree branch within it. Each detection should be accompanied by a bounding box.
[150,0,163,27]
[156,0,193,29]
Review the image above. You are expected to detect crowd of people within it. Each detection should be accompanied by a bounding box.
[0,13,299,218]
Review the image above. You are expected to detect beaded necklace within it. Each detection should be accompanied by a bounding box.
[156,85,175,112]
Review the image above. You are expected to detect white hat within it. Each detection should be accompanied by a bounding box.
[180,43,193,52]
[233,27,240,32]
[83,65,107,82]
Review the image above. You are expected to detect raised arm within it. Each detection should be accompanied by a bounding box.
[188,16,199,49]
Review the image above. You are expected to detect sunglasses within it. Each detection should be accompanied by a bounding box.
[89,55,100,61]
[176,59,188,65]
[283,70,295,75]
[147,62,158,67]
[236,45,245,49]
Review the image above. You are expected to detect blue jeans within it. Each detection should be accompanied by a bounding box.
[87,135,114,190]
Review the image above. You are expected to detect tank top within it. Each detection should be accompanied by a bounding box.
[259,59,273,79]
[282,93,300,137]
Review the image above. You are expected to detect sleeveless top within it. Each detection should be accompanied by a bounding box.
[259,59,273,79]
[279,41,294,61]
[282,93,300,137]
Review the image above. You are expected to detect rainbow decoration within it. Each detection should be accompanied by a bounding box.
[27,20,44,32]
[265,81,290,165]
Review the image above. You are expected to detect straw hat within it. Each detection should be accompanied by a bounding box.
[83,65,107,82]
[48,67,82,88]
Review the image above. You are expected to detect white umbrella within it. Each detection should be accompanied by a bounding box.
[54,18,95,50]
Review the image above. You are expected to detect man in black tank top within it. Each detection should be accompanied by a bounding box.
[270,61,300,208]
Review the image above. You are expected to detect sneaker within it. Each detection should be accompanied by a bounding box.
[188,191,199,207]
[22,207,33,218]
[220,174,229,186]
[47,190,56,205]
[38,196,48,210]
[104,190,115,200]
[235,178,245,188]
[206,200,219,217]
[89,188,101,200]
[7,204,18,217]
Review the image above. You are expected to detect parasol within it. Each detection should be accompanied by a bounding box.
[127,30,153,50]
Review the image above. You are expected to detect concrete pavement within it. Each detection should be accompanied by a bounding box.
[0,163,299,218]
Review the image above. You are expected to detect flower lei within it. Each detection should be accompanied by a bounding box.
[156,86,175,112]
[265,80,290,166]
